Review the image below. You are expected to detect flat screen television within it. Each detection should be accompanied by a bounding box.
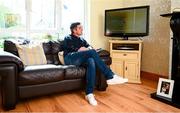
[105,6,149,39]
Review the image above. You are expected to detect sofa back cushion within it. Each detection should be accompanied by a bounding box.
[4,40,64,65]
[51,41,64,65]
[42,42,54,64]
[15,43,47,66]
[4,40,22,57]
[58,51,64,64]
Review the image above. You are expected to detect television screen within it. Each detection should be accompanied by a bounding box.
[105,6,149,38]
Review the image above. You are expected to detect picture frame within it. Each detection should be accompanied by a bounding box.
[156,78,174,99]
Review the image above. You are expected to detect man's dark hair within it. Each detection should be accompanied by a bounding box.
[70,22,81,33]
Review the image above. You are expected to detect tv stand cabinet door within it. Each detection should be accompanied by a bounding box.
[111,59,124,77]
[124,61,140,83]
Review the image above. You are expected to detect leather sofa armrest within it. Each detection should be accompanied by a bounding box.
[0,64,18,110]
[97,49,110,57]
[96,70,108,91]
[97,49,112,65]
[96,49,112,91]
[0,51,24,71]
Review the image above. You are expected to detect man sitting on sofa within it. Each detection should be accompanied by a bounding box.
[63,22,128,106]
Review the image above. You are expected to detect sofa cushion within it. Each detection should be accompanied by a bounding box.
[64,65,86,80]
[18,64,65,86]
[4,40,65,65]
[51,41,64,65]
[43,42,54,64]
[58,51,64,64]
[4,40,29,57]
[15,43,47,66]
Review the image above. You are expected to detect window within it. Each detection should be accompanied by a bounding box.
[31,0,56,30]
[0,0,26,49]
[0,0,88,49]
[0,0,26,29]
[61,0,85,37]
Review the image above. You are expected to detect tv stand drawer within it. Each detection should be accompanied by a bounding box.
[112,52,138,59]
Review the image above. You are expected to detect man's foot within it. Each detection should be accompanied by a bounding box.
[85,93,97,106]
[107,74,128,85]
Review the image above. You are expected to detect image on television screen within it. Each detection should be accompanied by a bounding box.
[105,6,149,37]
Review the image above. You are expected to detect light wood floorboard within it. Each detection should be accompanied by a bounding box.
[0,79,180,112]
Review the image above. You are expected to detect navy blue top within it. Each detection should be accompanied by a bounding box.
[63,34,90,57]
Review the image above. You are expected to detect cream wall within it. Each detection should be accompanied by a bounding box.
[171,0,180,10]
[90,0,123,50]
[90,0,171,76]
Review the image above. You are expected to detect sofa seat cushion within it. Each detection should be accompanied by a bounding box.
[64,65,86,80]
[18,64,65,86]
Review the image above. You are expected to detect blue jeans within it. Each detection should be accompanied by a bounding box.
[64,49,114,95]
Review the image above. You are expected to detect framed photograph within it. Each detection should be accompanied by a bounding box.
[156,78,174,99]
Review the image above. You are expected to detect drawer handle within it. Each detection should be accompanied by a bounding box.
[123,54,127,56]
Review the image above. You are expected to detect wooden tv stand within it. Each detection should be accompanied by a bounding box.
[109,39,142,83]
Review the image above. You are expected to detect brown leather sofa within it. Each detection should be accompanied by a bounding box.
[0,40,111,110]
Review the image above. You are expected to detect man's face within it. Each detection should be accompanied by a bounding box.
[73,25,83,36]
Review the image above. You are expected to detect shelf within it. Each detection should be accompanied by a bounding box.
[109,39,143,43]
[160,12,180,17]
[151,92,180,108]
[111,50,139,53]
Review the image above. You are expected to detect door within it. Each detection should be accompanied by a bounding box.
[124,61,139,83]
[111,59,124,77]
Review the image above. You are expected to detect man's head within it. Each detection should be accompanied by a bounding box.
[70,22,83,37]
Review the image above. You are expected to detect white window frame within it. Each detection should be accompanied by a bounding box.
[26,0,60,38]
[0,0,89,41]
[84,0,90,43]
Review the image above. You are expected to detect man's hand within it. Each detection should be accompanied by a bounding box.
[96,48,103,52]
[78,47,89,52]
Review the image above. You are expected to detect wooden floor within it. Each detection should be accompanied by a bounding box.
[0,77,180,112]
